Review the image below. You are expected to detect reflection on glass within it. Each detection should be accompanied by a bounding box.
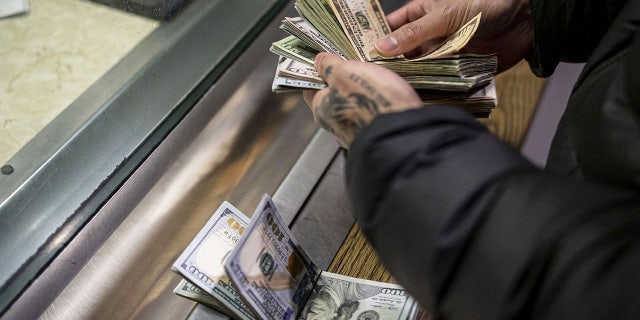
[0,0,157,164]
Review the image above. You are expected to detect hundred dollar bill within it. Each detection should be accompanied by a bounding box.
[172,201,257,320]
[174,279,232,314]
[225,195,320,320]
[299,271,420,320]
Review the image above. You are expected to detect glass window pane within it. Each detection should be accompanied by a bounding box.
[0,0,286,314]
[0,0,157,164]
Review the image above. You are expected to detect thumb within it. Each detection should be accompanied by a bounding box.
[375,13,452,57]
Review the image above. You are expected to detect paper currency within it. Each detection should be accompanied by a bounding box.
[326,0,397,61]
[271,55,495,117]
[272,9,494,90]
[223,196,423,319]
[270,0,498,117]
[271,36,320,66]
[294,0,360,60]
[281,17,348,60]
[225,195,320,320]
[272,41,493,92]
[174,279,232,314]
[172,201,257,320]
[411,13,482,60]
[173,196,426,319]
[272,57,327,93]
[277,56,323,82]
[299,271,419,320]
[419,80,497,118]
[272,74,327,93]
[376,54,497,77]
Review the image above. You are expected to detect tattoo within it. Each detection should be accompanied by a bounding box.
[348,74,391,108]
[314,71,394,145]
[324,65,333,79]
[318,87,380,141]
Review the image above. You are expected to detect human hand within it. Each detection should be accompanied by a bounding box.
[375,0,533,72]
[303,53,422,148]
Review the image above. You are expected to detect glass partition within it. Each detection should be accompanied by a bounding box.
[0,0,287,314]
[0,0,157,164]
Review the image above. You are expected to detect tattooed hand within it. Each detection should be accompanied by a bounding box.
[303,53,422,148]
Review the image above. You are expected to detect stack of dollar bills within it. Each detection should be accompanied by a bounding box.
[172,195,425,319]
[270,0,498,118]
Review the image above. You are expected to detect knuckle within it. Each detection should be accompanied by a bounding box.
[401,23,423,41]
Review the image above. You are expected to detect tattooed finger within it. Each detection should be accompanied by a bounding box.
[314,52,343,82]
[324,65,333,79]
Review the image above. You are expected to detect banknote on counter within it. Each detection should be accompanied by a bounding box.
[173,196,426,319]
[223,195,422,320]
[174,279,233,314]
[299,272,419,320]
[225,195,320,320]
[172,201,257,320]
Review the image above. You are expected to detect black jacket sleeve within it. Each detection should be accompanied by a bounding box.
[345,106,640,319]
[526,0,627,76]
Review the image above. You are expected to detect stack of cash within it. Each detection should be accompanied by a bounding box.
[270,0,498,118]
[172,202,257,319]
[172,196,426,319]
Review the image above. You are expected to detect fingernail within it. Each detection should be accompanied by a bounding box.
[375,36,399,55]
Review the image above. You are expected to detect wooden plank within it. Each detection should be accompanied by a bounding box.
[486,60,548,147]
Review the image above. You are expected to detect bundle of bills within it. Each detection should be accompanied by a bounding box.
[173,196,425,319]
[270,0,498,118]
[172,201,256,319]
